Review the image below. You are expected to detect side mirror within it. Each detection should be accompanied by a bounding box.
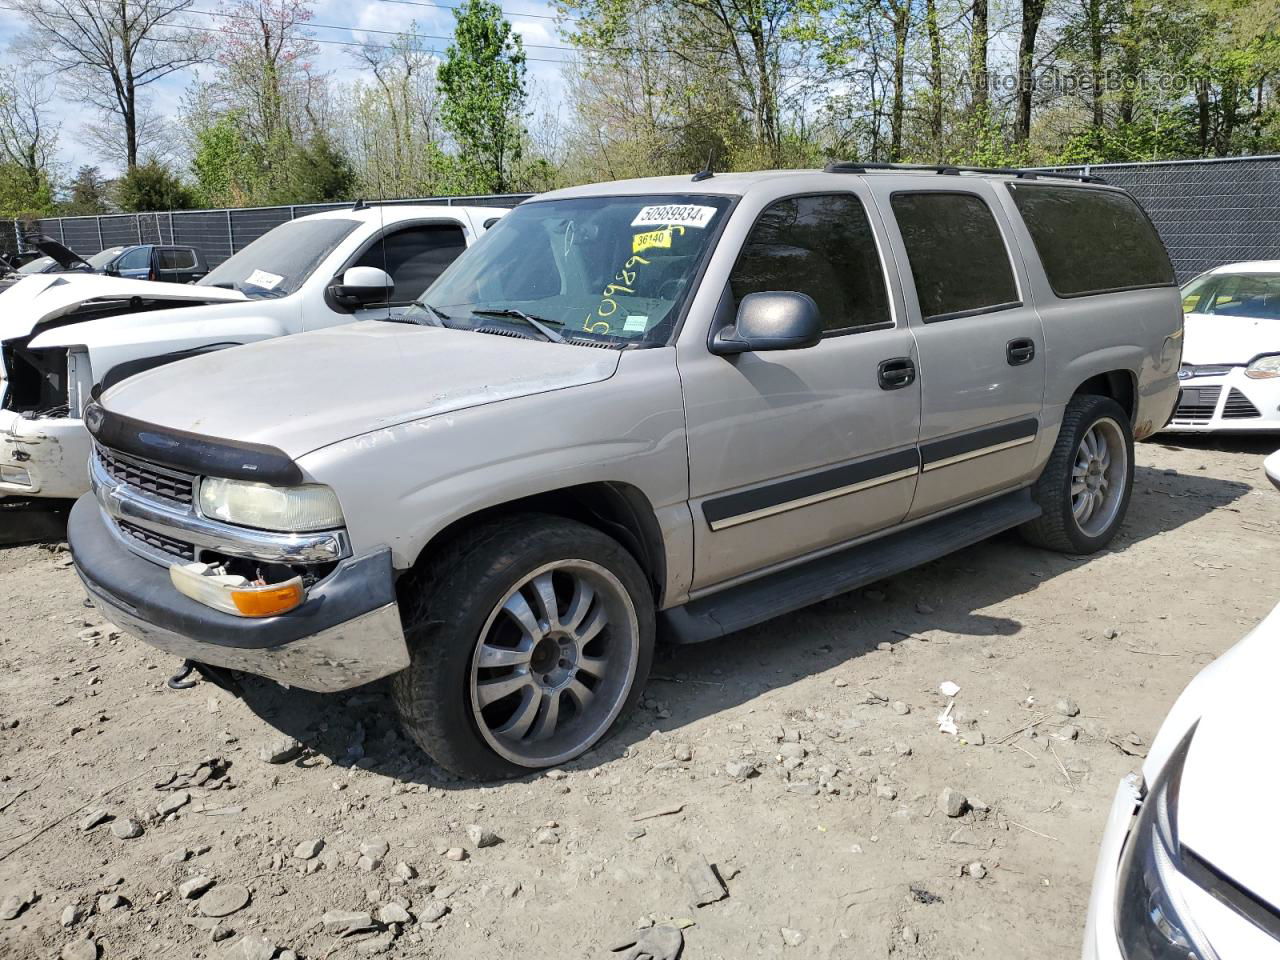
[710,292,823,356]
[330,266,393,308]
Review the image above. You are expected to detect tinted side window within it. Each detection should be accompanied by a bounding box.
[890,192,1019,321]
[159,248,196,269]
[1008,184,1175,296]
[730,194,891,333]
[356,224,468,303]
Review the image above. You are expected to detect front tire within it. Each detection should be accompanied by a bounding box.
[391,514,655,780]
[1020,394,1134,554]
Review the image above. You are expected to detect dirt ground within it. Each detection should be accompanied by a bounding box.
[2,435,1277,960]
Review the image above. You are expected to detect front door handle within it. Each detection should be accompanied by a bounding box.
[878,357,916,390]
[1006,338,1036,366]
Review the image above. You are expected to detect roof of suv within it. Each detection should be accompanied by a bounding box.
[535,167,1111,202]
[300,204,511,226]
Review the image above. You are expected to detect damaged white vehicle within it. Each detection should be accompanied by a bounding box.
[0,203,506,500]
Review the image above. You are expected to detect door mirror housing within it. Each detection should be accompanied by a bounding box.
[710,291,823,356]
[330,266,393,308]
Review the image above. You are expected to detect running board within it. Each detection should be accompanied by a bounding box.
[661,489,1041,644]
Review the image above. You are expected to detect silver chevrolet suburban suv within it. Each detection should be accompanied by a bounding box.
[69,166,1183,779]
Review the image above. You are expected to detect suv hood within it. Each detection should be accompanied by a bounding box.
[1183,312,1280,365]
[1170,603,1280,913]
[100,323,622,459]
[0,274,249,344]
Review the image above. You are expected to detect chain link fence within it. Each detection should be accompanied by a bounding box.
[12,194,531,269]
[9,157,1280,280]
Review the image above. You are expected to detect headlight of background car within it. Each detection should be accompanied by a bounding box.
[1115,723,1217,960]
[199,477,344,532]
[1244,354,1280,379]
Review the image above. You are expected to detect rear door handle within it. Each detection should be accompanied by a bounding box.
[878,357,916,390]
[1006,338,1036,366]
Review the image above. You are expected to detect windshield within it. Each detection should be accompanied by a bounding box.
[18,257,55,274]
[197,218,361,298]
[87,246,127,269]
[1182,271,1280,319]
[420,194,734,344]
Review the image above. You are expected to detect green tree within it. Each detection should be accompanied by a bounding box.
[117,158,196,212]
[62,165,110,215]
[191,112,262,206]
[0,162,54,217]
[437,0,527,193]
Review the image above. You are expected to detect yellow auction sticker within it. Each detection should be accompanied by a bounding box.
[633,228,672,254]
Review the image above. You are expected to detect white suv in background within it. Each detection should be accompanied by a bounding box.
[0,203,506,500]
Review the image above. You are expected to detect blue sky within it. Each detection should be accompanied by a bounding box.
[0,0,573,176]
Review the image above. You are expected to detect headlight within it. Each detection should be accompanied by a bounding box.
[199,477,344,532]
[1245,354,1280,379]
[1115,723,1217,960]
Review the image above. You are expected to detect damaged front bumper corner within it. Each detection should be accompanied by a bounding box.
[67,494,410,693]
[0,407,93,499]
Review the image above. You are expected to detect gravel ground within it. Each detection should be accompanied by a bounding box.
[2,435,1277,960]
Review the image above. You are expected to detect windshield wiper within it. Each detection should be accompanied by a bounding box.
[380,301,451,327]
[471,308,567,344]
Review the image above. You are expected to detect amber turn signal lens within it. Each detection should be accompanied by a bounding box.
[230,580,305,617]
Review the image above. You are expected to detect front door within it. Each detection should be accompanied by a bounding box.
[113,246,153,280]
[309,222,470,329]
[867,182,1047,519]
[679,188,922,591]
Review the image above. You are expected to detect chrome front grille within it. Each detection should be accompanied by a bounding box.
[1222,388,1261,419]
[1173,385,1222,422]
[96,447,196,506]
[118,520,195,561]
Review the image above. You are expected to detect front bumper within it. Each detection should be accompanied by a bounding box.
[0,408,92,499]
[1081,774,1141,960]
[68,494,410,692]
[1164,369,1280,433]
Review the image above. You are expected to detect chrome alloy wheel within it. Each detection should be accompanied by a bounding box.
[468,560,640,768]
[1071,417,1128,538]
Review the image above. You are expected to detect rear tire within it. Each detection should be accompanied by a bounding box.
[391,514,654,780]
[1020,394,1134,554]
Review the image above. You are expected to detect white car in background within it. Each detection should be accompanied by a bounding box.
[1082,602,1280,959]
[1166,261,1280,432]
[0,202,506,500]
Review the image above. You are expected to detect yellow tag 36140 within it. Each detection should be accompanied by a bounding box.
[633,228,672,254]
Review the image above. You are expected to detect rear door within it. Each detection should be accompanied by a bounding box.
[156,247,203,283]
[868,180,1047,519]
[679,186,922,590]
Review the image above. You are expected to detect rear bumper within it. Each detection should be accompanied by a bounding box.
[68,494,410,692]
[0,408,92,499]
[1163,370,1280,433]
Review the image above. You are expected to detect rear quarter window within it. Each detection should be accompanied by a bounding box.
[1008,183,1175,297]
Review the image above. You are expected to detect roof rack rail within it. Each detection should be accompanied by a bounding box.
[822,161,1107,184]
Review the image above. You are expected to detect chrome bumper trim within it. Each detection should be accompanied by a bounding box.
[90,449,351,565]
[91,597,409,693]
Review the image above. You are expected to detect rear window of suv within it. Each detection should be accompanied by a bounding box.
[1007,183,1175,297]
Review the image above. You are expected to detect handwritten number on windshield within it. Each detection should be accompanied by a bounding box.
[585,254,650,333]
